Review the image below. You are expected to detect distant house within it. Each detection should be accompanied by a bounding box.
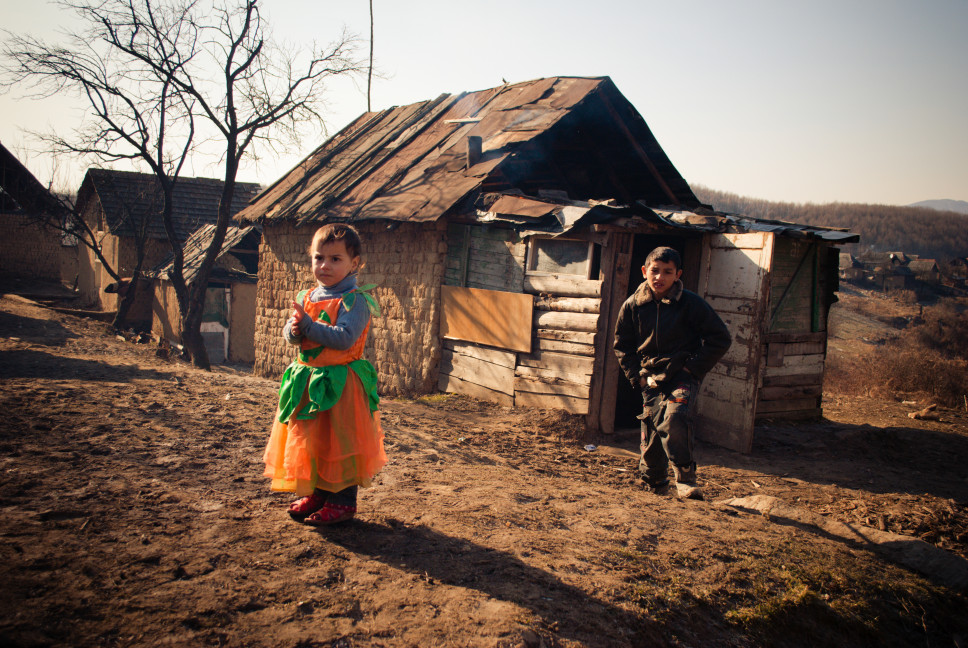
[908,259,940,284]
[149,223,261,364]
[0,142,73,282]
[236,76,858,452]
[73,169,261,326]
[856,251,919,292]
[838,252,865,282]
[873,264,914,292]
[945,258,968,287]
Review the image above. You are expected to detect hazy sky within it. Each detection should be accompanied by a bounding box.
[2,0,966,206]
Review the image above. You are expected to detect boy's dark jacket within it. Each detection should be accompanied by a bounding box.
[613,279,732,386]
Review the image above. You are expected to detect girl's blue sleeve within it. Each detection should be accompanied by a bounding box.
[297,298,371,350]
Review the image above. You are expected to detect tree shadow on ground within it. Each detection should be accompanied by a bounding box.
[0,348,172,382]
[0,311,79,346]
[317,518,667,646]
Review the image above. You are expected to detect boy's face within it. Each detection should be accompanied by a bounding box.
[311,239,360,288]
[643,259,682,299]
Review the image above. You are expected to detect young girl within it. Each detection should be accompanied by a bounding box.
[263,223,385,525]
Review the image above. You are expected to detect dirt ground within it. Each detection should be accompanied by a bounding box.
[1,278,967,648]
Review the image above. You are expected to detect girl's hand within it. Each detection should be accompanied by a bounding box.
[288,301,306,337]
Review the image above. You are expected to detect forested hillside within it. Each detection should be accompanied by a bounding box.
[693,185,968,262]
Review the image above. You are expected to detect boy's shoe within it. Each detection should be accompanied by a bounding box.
[673,464,704,501]
[675,482,704,500]
[288,492,327,521]
[648,479,671,496]
[304,503,356,526]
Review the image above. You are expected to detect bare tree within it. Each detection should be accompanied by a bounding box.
[367,0,374,112]
[2,0,363,369]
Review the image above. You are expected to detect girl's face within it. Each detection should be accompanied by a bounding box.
[311,239,360,288]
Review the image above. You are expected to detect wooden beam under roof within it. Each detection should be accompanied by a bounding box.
[596,91,679,206]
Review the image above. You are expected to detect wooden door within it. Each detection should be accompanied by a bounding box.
[694,232,774,452]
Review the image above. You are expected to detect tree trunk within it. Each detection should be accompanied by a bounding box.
[178,152,239,371]
[181,283,210,370]
[111,275,140,330]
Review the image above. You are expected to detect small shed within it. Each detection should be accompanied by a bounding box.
[73,169,261,325]
[0,142,73,283]
[908,259,940,284]
[236,76,857,452]
[149,224,261,364]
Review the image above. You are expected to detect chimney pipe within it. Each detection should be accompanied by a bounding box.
[466,135,482,169]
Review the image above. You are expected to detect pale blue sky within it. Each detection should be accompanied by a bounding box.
[2,0,966,206]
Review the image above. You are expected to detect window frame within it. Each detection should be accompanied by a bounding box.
[525,236,597,280]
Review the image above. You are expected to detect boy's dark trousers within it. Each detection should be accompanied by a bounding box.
[638,374,699,489]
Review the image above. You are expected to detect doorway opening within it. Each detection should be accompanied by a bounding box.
[612,234,696,432]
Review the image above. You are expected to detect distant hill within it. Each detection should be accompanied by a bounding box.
[693,185,968,263]
[908,199,968,215]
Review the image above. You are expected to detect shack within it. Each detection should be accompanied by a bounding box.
[73,168,260,326]
[236,76,857,452]
[149,223,261,364]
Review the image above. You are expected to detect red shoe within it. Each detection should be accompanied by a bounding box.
[288,492,327,521]
[304,503,356,526]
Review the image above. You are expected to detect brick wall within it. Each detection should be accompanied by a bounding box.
[0,212,70,281]
[253,220,448,396]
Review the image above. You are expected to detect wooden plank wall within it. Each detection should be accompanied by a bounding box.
[517,276,601,414]
[444,223,525,291]
[439,224,602,415]
[756,238,832,420]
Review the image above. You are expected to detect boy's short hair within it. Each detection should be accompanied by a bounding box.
[310,223,362,258]
[644,246,681,271]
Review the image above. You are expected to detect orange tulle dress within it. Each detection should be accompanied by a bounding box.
[263,287,386,495]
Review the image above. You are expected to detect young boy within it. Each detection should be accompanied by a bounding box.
[613,246,731,500]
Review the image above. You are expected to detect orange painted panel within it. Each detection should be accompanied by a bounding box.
[440,285,532,353]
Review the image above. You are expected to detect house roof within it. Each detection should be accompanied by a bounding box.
[149,223,261,284]
[908,259,939,272]
[839,252,863,268]
[236,76,701,226]
[76,168,261,241]
[0,141,68,216]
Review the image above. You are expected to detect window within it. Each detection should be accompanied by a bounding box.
[526,237,599,279]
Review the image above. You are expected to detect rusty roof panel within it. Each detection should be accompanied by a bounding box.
[236,76,700,225]
[482,194,561,219]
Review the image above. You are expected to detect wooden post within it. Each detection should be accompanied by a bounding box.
[586,231,633,436]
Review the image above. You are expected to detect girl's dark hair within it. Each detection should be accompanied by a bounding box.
[309,223,362,258]
[644,246,681,271]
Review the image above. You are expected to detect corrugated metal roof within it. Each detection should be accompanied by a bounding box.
[469,193,861,242]
[76,169,261,241]
[149,223,261,284]
[236,76,700,225]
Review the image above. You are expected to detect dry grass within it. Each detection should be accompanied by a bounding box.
[826,298,968,407]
